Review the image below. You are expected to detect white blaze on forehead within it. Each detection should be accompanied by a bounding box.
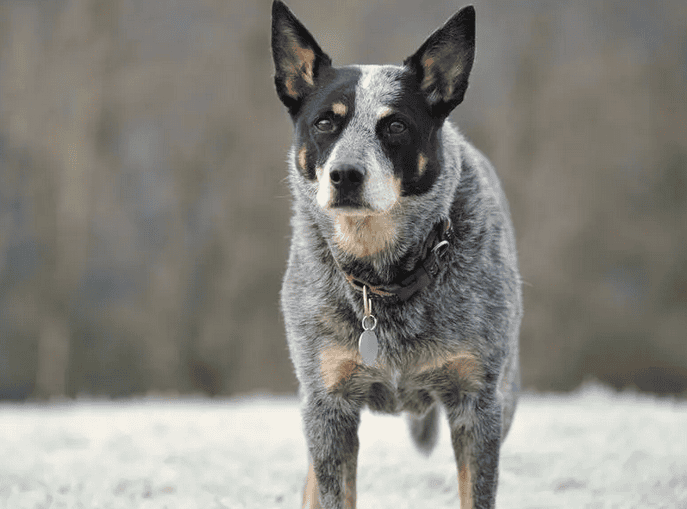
[353,66,405,211]
[355,65,404,108]
[359,66,375,89]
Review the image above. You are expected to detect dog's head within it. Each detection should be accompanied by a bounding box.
[272,1,475,259]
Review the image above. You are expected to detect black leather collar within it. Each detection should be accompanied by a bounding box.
[341,218,454,302]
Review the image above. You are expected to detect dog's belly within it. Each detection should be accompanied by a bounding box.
[364,375,436,415]
[320,345,484,414]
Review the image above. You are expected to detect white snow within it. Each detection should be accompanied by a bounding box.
[1,384,686,508]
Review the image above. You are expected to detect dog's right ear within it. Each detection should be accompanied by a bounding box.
[272,0,332,115]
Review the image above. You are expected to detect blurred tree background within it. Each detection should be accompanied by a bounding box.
[0,0,685,400]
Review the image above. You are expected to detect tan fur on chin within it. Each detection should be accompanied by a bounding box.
[334,213,397,258]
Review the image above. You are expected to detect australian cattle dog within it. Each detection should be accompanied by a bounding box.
[271,2,522,507]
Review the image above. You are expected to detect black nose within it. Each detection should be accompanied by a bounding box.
[330,164,365,191]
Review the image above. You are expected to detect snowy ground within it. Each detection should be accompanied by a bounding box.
[1,384,686,509]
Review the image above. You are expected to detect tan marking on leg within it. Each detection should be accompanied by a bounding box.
[414,354,442,374]
[418,153,428,176]
[343,467,357,509]
[415,350,484,393]
[303,462,322,509]
[458,462,473,509]
[320,344,360,391]
[332,102,348,116]
[444,351,484,389]
[298,146,308,171]
[334,214,397,258]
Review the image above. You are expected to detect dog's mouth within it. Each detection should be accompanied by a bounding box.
[327,190,400,258]
[327,197,396,218]
[329,195,368,211]
[325,183,400,215]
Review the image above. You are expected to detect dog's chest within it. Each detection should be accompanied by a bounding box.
[319,343,484,414]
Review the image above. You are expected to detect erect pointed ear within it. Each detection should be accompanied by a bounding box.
[403,6,475,119]
[271,0,332,115]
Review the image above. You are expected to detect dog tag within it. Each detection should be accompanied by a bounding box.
[359,287,378,365]
[358,329,378,365]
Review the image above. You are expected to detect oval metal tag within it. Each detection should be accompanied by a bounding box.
[358,330,378,365]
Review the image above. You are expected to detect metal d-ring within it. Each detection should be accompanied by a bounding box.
[362,314,377,331]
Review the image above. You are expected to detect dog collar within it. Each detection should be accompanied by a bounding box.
[342,218,454,302]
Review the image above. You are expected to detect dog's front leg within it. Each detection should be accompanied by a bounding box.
[447,395,502,509]
[301,395,360,509]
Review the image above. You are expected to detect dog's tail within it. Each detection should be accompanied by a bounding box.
[407,403,439,456]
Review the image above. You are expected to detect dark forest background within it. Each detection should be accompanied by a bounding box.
[1,0,686,400]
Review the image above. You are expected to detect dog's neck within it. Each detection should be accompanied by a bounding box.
[327,218,453,301]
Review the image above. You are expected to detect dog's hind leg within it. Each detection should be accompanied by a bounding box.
[407,403,439,456]
[302,397,360,509]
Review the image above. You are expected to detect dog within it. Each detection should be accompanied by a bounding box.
[271,2,522,507]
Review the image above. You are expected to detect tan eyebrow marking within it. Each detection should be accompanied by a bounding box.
[332,102,348,116]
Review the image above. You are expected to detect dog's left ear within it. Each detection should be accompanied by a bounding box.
[404,6,475,119]
[272,0,332,116]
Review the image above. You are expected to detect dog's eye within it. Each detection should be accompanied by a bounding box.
[314,118,336,133]
[388,120,407,135]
